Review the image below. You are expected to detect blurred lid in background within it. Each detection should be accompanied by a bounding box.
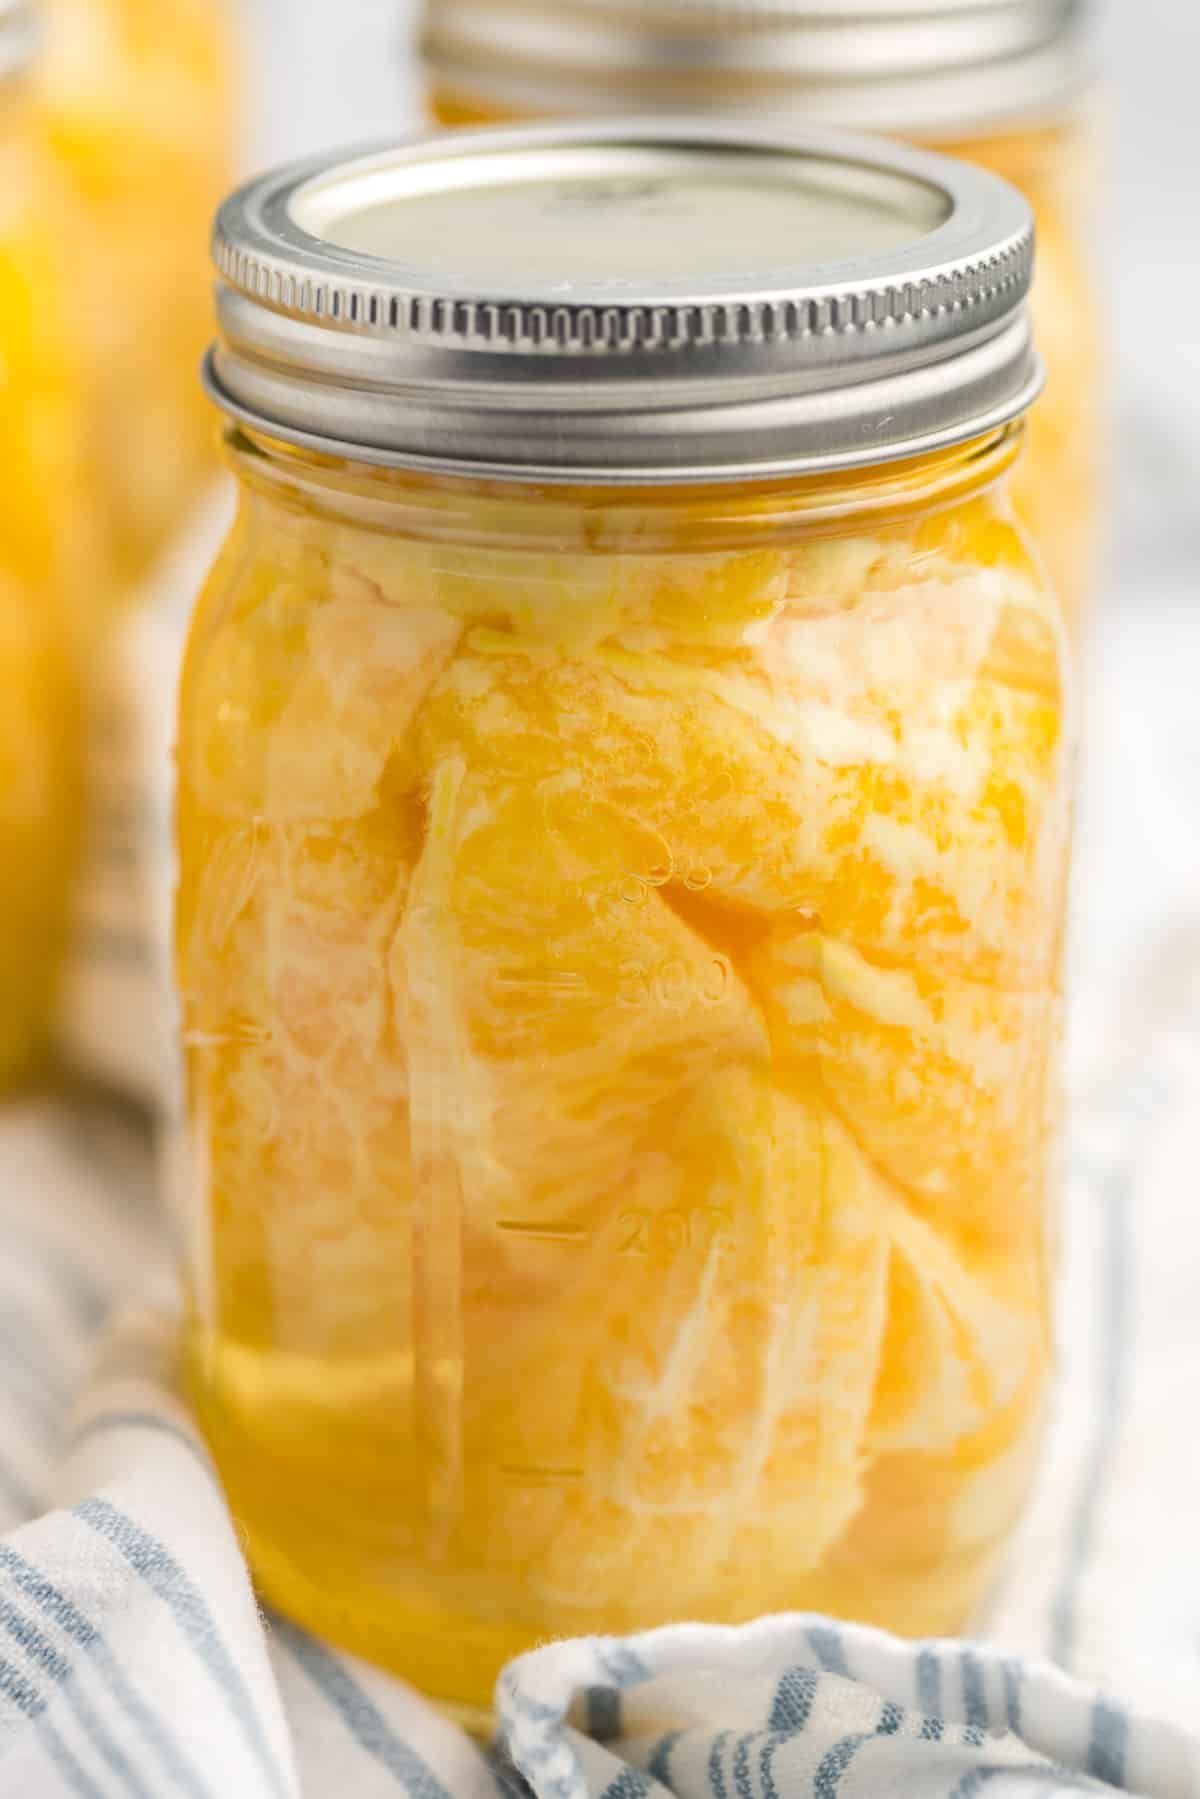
[206,118,1040,482]
[419,0,1094,139]
[0,0,39,83]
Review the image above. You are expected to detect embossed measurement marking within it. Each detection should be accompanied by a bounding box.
[495,1220,589,1243]
[499,1465,584,1483]
[492,973,588,998]
[181,1021,271,1048]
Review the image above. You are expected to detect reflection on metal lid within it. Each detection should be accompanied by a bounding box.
[298,139,950,280]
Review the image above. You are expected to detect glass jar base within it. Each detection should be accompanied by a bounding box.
[189,1330,1024,1716]
[227,1482,1005,1723]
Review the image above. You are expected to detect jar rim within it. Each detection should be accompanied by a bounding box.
[226,418,1028,546]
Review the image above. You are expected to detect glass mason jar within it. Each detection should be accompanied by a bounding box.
[39,0,235,590]
[179,123,1073,1721]
[420,0,1101,629]
[0,2,89,1089]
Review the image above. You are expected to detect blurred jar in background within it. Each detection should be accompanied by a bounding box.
[179,124,1072,1719]
[420,0,1101,628]
[39,0,234,589]
[0,0,91,1090]
[57,493,232,1109]
[47,0,235,1100]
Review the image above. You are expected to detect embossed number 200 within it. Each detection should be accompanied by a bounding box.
[616,1206,734,1258]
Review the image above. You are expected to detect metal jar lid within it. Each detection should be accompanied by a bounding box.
[206,118,1042,485]
[0,0,39,85]
[420,0,1093,141]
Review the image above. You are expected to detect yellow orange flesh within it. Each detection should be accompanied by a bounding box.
[40,0,234,589]
[176,444,1070,1717]
[0,97,88,1088]
[433,92,1100,630]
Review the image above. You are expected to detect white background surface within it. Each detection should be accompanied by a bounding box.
[238,0,1200,1088]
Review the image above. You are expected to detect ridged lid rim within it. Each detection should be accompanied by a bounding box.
[207,118,1043,484]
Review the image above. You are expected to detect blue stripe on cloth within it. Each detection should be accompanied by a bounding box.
[946,1761,1100,1798]
[0,1648,42,1717]
[813,1732,870,1799]
[759,1731,788,1799]
[0,1591,69,1682]
[806,1626,849,1676]
[49,1692,155,1799]
[1085,1698,1128,1789]
[279,1621,453,1799]
[959,1652,988,1732]
[1002,1662,1022,1736]
[485,1754,531,1799]
[708,1728,732,1799]
[810,1693,914,1799]
[586,1686,622,1743]
[501,1687,561,1727]
[950,1769,1014,1799]
[37,1716,112,1799]
[647,1728,685,1787]
[72,1499,285,1798]
[517,1734,563,1771]
[599,1772,652,1799]
[877,1701,903,1736]
[917,1650,942,1718]
[0,1592,159,1799]
[732,1729,755,1799]
[769,1668,819,1733]
[597,1645,652,1687]
[0,1542,210,1799]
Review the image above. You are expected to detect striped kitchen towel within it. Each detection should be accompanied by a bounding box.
[2,935,1200,1793]
[497,1620,1200,1799]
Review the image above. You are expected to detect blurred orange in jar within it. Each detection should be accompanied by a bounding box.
[40,0,234,592]
[0,4,93,1089]
[177,127,1073,1724]
[421,0,1102,629]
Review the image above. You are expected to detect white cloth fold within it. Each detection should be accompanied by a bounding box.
[2,938,1200,1794]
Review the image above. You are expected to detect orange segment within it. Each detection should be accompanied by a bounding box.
[184,545,461,822]
[178,807,416,1356]
[750,930,1057,1264]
